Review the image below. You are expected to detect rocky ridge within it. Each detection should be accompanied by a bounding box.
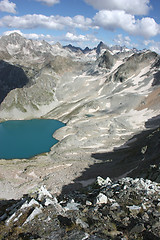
[0,176,160,240]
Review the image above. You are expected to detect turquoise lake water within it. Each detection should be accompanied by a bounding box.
[0,119,65,159]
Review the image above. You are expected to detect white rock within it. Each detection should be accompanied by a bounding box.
[108,198,116,203]
[111,202,120,209]
[23,206,43,224]
[82,233,90,240]
[127,205,141,212]
[21,199,40,209]
[141,203,147,210]
[128,205,141,210]
[86,200,92,206]
[96,193,108,205]
[97,176,112,186]
[6,212,16,225]
[76,218,89,229]
[13,212,23,222]
[64,199,80,211]
[38,185,52,200]
[44,197,58,206]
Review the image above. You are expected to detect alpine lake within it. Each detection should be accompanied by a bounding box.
[0,119,65,159]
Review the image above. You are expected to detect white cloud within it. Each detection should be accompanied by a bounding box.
[72,15,93,30]
[0,0,16,13]
[94,10,160,38]
[35,0,60,7]
[143,40,152,46]
[3,29,24,36]
[94,10,134,31]
[114,34,131,46]
[84,0,151,15]
[64,32,99,43]
[135,17,160,38]
[143,39,160,54]
[113,34,138,49]
[149,44,160,54]
[1,9,159,40]
[0,14,93,31]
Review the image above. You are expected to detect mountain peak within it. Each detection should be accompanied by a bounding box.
[96,41,109,55]
[9,32,23,37]
[1,32,26,46]
[6,32,25,41]
[63,44,83,53]
[98,41,104,46]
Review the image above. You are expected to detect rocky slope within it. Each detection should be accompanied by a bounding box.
[0,176,160,239]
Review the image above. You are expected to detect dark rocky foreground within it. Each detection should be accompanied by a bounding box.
[0,176,160,240]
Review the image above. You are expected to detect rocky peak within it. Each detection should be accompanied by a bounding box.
[0,32,26,46]
[113,50,158,82]
[97,49,117,69]
[63,44,83,53]
[96,41,109,55]
[53,42,62,48]
[110,44,125,52]
[83,46,92,53]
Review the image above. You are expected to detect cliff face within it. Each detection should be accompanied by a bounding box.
[0,60,29,103]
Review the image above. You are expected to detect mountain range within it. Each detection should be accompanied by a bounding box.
[0,32,160,239]
[0,32,160,198]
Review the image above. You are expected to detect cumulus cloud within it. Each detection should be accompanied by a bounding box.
[135,17,160,38]
[35,0,60,7]
[94,10,160,38]
[0,14,93,31]
[84,0,151,15]
[0,0,16,13]
[0,7,159,40]
[114,34,131,46]
[64,32,99,43]
[94,10,134,31]
[144,39,160,54]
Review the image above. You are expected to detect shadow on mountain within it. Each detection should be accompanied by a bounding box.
[0,60,29,103]
[61,115,160,194]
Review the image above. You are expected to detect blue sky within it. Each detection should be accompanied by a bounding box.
[0,0,160,52]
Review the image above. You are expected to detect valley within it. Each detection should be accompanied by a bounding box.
[0,33,160,200]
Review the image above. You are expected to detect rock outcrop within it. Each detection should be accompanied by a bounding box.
[0,60,29,103]
[113,51,158,82]
[0,177,160,240]
[97,50,117,69]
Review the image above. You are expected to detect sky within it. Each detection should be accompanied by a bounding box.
[0,0,160,52]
